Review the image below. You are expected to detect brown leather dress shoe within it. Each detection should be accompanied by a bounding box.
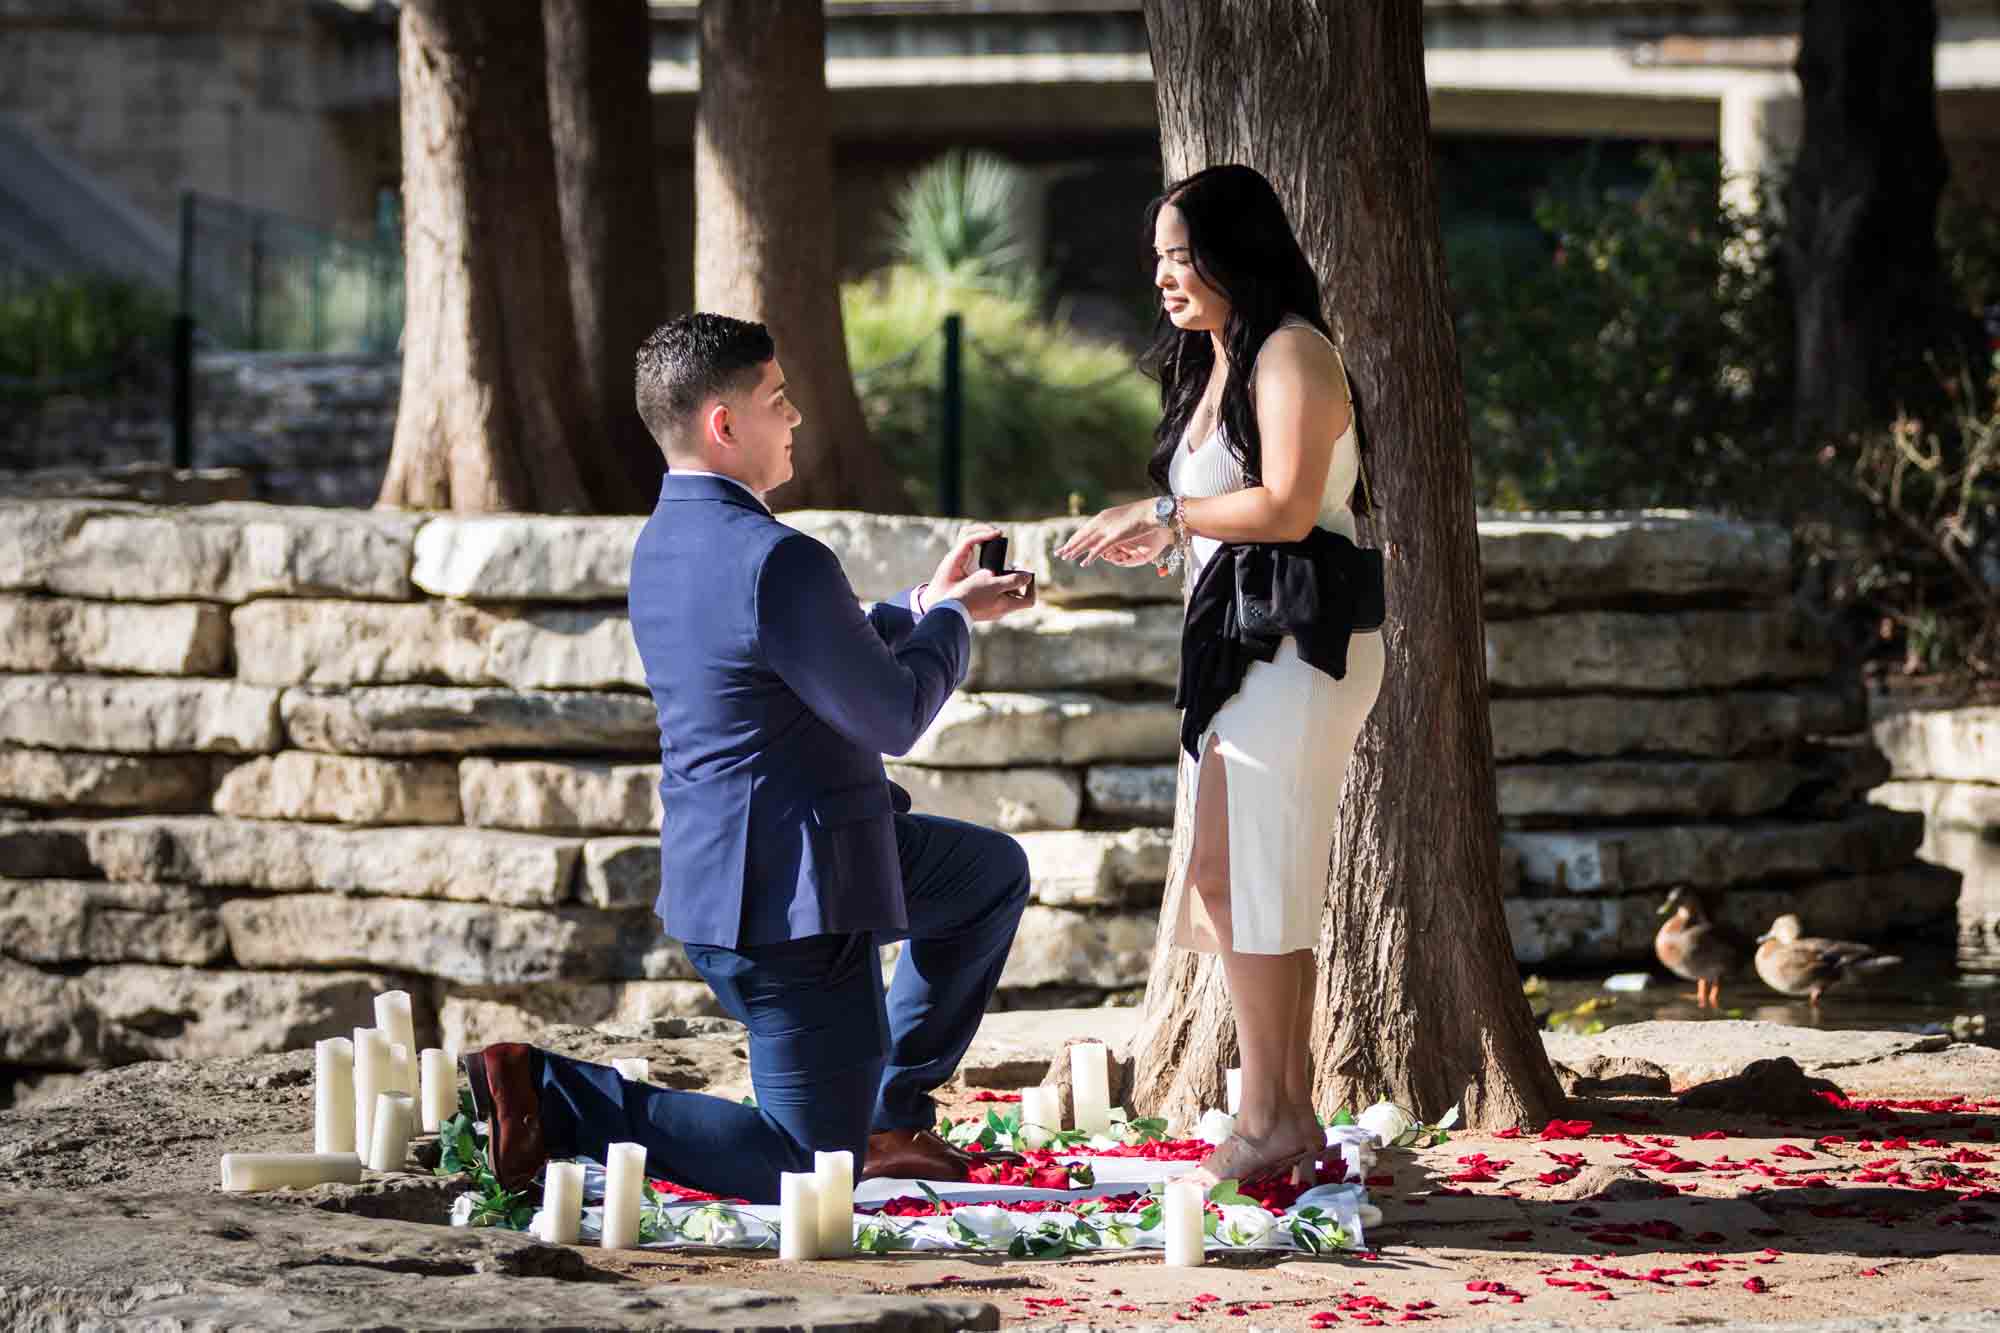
[458,1043,547,1193]
[858,1128,1029,1182]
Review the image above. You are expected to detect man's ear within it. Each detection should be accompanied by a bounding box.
[704,401,733,448]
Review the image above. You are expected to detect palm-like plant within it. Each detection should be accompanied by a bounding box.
[889,150,1037,298]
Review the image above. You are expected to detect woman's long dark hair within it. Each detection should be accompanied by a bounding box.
[1140,165,1365,513]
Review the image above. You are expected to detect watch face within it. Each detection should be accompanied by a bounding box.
[1155,496,1177,524]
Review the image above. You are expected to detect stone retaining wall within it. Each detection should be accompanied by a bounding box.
[0,500,1950,1078]
[1868,702,2000,958]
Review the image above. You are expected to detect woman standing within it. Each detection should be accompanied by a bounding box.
[1057,164,1386,1187]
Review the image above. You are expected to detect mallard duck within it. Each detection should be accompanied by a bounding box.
[1654,886,1748,1009]
[1754,913,1902,1007]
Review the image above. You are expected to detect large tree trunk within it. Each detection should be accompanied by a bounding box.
[1786,0,1954,447]
[694,0,902,512]
[379,0,591,513]
[1130,0,1563,1132]
[545,0,667,514]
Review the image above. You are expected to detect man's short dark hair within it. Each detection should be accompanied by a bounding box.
[635,313,775,445]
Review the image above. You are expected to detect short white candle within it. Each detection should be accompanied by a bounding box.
[366,1091,415,1172]
[1225,1068,1243,1115]
[313,1037,355,1155]
[600,1142,647,1250]
[220,1152,363,1192]
[779,1170,821,1260]
[419,1048,456,1133]
[1017,1086,1056,1149]
[374,990,419,1094]
[1164,1179,1205,1266]
[1069,1042,1111,1135]
[611,1057,650,1082]
[814,1150,854,1257]
[351,1027,391,1155]
[544,1160,585,1245]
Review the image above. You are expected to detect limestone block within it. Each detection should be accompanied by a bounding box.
[0,959,420,1069]
[437,982,727,1051]
[0,880,228,965]
[279,685,658,755]
[1498,758,1809,821]
[412,515,645,601]
[1478,512,1790,614]
[884,763,1081,831]
[1085,764,1176,824]
[965,604,1182,692]
[903,691,1180,767]
[783,511,954,602]
[579,837,659,909]
[32,503,420,602]
[1489,685,1865,762]
[0,822,93,878]
[211,752,462,825]
[999,905,1158,990]
[0,596,228,675]
[1871,705,2000,783]
[460,758,661,833]
[1012,518,1182,606]
[0,675,281,753]
[0,750,215,812]
[220,895,692,984]
[1486,608,1834,694]
[1018,829,1172,907]
[1504,807,1924,893]
[80,816,578,908]
[1871,778,2000,833]
[0,500,141,591]
[232,600,643,690]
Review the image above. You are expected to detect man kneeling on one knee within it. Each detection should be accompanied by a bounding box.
[460,313,1039,1204]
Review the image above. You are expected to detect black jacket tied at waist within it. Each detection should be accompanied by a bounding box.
[1176,527,1386,759]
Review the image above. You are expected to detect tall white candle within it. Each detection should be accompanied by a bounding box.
[313,1037,355,1155]
[1070,1042,1111,1135]
[419,1048,456,1133]
[1164,1180,1205,1265]
[220,1152,364,1192]
[1226,1068,1243,1115]
[544,1160,585,1245]
[814,1150,854,1258]
[389,1042,416,1110]
[600,1142,647,1250]
[374,990,419,1094]
[779,1171,821,1260]
[366,1091,415,1172]
[611,1057,650,1082]
[1017,1086,1056,1149]
[351,1027,390,1155]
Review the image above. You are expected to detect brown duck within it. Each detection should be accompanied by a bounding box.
[1654,886,1748,1009]
[1754,913,1902,1008]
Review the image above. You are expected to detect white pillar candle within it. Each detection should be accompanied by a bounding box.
[779,1171,821,1260]
[1225,1068,1243,1115]
[814,1150,854,1258]
[1017,1086,1056,1149]
[351,1027,390,1155]
[419,1048,456,1133]
[313,1036,355,1155]
[389,1042,416,1109]
[220,1152,363,1192]
[611,1057,650,1082]
[1164,1179,1205,1266]
[1069,1042,1111,1135]
[600,1142,647,1250]
[366,1091,415,1172]
[374,990,419,1094]
[544,1160,585,1246]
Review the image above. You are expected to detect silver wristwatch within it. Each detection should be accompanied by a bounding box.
[1153,495,1178,528]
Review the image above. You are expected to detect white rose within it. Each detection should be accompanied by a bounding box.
[1215,1204,1276,1247]
[948,1204,1020,1247]
[449,1193,479,1228]
[1356,1101,1417,1149]
[1196,1109,1237,1146]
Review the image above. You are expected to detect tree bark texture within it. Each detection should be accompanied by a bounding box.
[545,0,668,513]
[694,0,903,511]
[1786,0,1953,447]
[380,0,591,513]
[1130,0,1563,1132]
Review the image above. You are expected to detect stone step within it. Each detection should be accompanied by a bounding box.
[0,675,282,753]
[1504,807,1923,893]
[1498,757,1812,821]
[885,762,1082,831]
[965,603,1183,692]
[1490,685,1865,761]
[0,750,218,813]
[1084,763,1176,824]
[279,684,658,755]
[212,752,462,825]
[0,879,228,966]
[0,595,229,675]
[413,514,644,601]
[997,904,1157,991]
[1486,607,1836,694]
[460,757,660,834]
[903,691,1180,767]
[1478,511,1789,614]
[1871,704,2000,784]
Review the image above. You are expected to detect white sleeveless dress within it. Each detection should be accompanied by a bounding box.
[1165,317,1387,956]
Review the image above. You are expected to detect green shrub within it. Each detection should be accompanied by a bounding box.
[0,275,169,391]
[843,265,1158,519]
[887,150,1039,302]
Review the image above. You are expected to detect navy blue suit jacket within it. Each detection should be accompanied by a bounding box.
[628,473,972,949]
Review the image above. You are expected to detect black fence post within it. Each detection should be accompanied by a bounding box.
[246,214,265,352]
[171,191,195,471]
[939,312,963,518]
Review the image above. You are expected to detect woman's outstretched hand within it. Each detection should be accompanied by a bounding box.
[1054,499,1161,567]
